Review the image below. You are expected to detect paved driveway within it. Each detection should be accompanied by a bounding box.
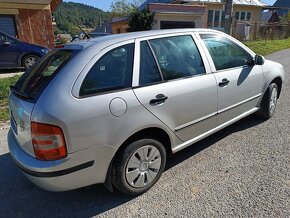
[0,49,289,218]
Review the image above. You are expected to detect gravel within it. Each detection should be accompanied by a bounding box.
[0,49,289,218]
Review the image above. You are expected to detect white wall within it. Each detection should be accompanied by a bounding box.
[152,13,205,30]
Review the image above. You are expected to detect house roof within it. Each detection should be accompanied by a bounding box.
[91,21,112,34]
[0,0,61,11]
[139,0,172,10]
[273,0,290,15]
[139,0,267,10]
[232,0,267,6]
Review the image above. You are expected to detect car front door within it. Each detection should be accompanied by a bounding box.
[0,33,21,68]
[133,34,218,143]
[199,33,264,126]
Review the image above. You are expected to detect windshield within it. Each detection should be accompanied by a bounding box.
[14,50,76,100]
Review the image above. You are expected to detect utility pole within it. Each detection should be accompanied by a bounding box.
[224,0,233,35]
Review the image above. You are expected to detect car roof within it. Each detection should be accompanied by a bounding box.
[64,28,223,51]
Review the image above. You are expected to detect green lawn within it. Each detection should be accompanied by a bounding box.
[245,38,290,56]
[0,75,21,121]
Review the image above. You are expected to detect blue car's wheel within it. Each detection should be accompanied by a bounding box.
[22,54,39,70]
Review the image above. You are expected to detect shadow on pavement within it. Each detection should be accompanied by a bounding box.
[0,115,264,218]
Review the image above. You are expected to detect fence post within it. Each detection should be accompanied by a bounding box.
[270,23,275,40]
[253,21,258,40]
[287,21,290,39]
[232,19,237,38]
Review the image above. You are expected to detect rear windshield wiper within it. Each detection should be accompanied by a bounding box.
[10,85,34,100]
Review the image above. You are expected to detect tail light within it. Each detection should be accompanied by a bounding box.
[31,122,67,160]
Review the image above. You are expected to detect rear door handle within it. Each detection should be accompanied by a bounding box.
[218,78,230,87]
[150,94,168,106]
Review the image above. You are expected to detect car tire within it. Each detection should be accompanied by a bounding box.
[22,54,40,70]
[112,138,166,196]
[257,83,279,120]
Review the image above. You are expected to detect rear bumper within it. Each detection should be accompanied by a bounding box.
[8,129,117,191]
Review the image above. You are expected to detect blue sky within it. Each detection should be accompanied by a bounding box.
[64,0,277,11]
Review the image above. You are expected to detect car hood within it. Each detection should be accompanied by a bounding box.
[23,42,48,50]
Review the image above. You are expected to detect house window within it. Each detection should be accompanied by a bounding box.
[235,11,252,21]
[207,10,225,28]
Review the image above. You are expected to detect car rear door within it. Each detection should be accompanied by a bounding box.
[198,33,264,126]
[133,33,218,142]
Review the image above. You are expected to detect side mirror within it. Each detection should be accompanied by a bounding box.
[2,41,11,47]
[255,55,265,65]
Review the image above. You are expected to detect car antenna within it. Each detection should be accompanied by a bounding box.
[77,25,91,39]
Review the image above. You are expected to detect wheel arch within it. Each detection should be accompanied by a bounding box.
[104,127,173,192]
[117,127,172,158]
[270,77,282,98]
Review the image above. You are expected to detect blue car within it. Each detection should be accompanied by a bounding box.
[0,32,49,70]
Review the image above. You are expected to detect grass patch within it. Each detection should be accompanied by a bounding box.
[245,38,290,56]
[0,75,21,121]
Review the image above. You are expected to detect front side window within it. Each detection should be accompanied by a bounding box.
[80,43,134,96]
[201,34,251,71]
[148,35,205,81]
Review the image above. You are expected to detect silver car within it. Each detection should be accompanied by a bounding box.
[8,29,284,195]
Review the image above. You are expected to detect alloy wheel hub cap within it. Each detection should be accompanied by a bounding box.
[125,145,161,188]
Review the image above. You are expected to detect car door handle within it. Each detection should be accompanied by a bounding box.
[149,94,168,106]
[218,78,230,87]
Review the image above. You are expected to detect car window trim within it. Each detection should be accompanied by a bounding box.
[137,34,207,86]
[146,40,164,81]
[78,43,135,98]
[72,39,135,99]
[133,72,208,89]
[199,33,254,72]
[79,87,133,99]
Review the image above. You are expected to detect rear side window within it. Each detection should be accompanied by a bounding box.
[201,34,251,71]
[80,43,134,97]
[148,35,205,81]
[15,50,75,98]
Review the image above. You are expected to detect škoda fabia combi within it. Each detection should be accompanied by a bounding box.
[8,29,284,195]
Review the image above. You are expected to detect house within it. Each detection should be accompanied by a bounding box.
[0,0,61,48]
[111,17,130,34]
[92,20,112,34]
[139,0,266,32]
[273,0,290,16]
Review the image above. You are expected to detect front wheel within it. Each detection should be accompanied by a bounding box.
[112,139,166,196]
[257,83,279,120]
[22,54,40,70]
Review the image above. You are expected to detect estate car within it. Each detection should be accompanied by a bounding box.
[8,29,284,195]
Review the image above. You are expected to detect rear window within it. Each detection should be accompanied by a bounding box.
[15,50,76,99]
[80,43,134,97]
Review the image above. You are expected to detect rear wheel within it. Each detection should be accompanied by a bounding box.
[22,54,39,70]
[112,138,166,196]
[257,83,278,120]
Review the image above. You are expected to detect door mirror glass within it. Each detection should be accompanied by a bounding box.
[255,55,265,65]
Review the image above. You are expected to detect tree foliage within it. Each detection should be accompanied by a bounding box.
[129,9,154,31]
[110,0,146,18]
[53,2,109,35]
